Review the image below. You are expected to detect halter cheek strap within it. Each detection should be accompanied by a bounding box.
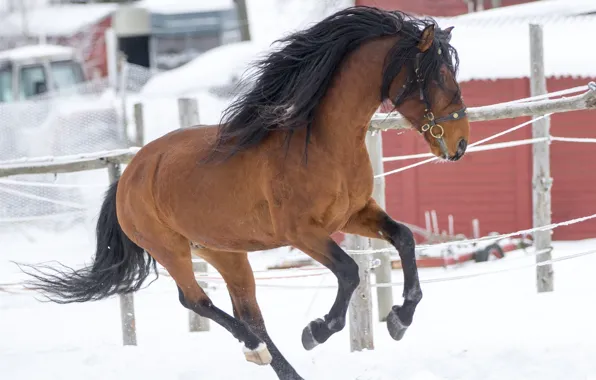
[414,52,467,159]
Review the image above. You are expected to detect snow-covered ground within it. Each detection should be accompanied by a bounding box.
[2,226,596,380]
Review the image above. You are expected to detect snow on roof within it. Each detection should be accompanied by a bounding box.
[141,40,269,97]
[434,15,596,81]
[0,44,75,62]
[136,0,234,15]
[0,4,118,37]
[453,0,596,21]
[246,0,354,46]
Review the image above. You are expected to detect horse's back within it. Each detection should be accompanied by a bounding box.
[117,125,279,250]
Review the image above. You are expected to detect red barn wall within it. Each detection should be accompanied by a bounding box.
[70,16,112,79]
[355,0,537,16]
[382,77,596,241]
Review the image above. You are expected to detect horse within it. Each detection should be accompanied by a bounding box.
[20,6,470,380]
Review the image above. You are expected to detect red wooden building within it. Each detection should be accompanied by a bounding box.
[355,0,596,241]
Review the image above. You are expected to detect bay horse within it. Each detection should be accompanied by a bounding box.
[21,6,469,380]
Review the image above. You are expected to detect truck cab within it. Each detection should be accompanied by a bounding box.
[0,44,86,103]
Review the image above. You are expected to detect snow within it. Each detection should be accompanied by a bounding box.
[137,0,234,15]
[453,0,596,20]
[0,3,117,37]
[2,225,596,379]
[245,0,355,46]
[141,40,269,98]
[0,44,75,62]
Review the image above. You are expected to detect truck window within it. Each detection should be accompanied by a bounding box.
[0,67,12,102]
[50,60,85,91]
[20,64,47,99]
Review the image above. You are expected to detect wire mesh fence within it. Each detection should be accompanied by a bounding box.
[0,62,153,230]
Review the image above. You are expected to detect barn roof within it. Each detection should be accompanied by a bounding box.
[433,15,596,81]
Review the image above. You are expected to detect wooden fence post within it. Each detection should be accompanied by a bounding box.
[529,24,554,293]
[178,97,210,332]
[107,161,137,346]
[189,260,210,332]
[365,131,393,322]
[346,234,374,352]
[133,103,145,147]
[178,97,200,129]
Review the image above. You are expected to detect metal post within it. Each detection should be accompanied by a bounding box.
[178,97,211,331]
[529,24,554,293]
[346,234,374,352]
[365,132,393,322]
[107,162,137,346]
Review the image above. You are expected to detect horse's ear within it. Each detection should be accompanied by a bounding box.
[418,24,435,52]
[443,26,454,42]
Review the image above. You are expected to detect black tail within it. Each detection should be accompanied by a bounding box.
[17,181,158,303]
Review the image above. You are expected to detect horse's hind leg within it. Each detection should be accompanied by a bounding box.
[145,237,266,358]
[196,249,304,380]
[287,230,360,351]
[341,198,423,341]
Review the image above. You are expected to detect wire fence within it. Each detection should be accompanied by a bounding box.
[0,63,152,228]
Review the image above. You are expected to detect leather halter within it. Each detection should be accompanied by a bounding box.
[413,51,467,158]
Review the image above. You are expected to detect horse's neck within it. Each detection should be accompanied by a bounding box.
[311,37,403,156]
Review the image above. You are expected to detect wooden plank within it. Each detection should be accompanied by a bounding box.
[370,84,596,130]
[0,149,138,178]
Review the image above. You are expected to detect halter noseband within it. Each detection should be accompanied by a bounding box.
[413,51,467,159]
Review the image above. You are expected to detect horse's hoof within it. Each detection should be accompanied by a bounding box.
[301,320,322,351]
[386,306,410,341]
[243,342,272,365]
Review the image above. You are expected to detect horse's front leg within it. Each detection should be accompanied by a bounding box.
[289,231,360,351]
[341,199,423,341]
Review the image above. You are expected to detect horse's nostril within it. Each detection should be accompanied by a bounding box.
[458,138,468,153]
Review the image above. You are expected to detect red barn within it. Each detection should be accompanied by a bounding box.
[355,1,596,241]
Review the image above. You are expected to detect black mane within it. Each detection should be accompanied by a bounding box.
[206,6,460,162]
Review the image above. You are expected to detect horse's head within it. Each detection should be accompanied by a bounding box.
[384,23,470,161]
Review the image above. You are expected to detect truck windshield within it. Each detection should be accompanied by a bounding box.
[50,60,85,91]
